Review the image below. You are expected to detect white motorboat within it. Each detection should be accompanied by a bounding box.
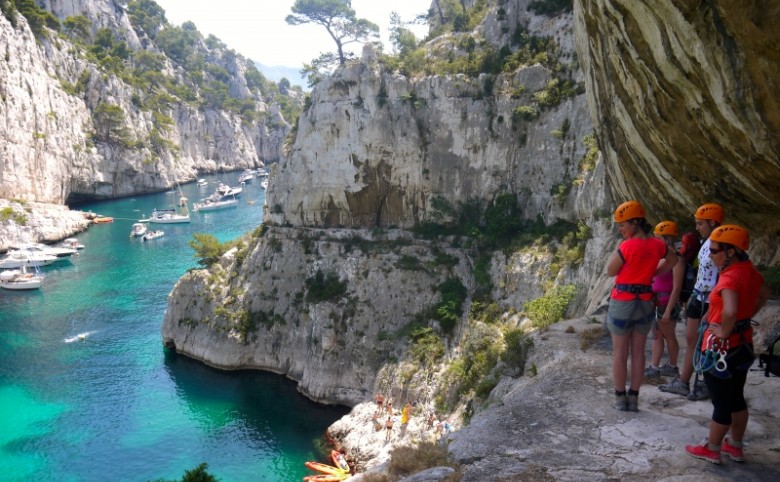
[0,266,43,290]
[130,223,148,238]
[238,170,255,184]
[0,251,58,269]
[142,230,165,241]
[260,178,269,189]
[216,183,242,198]
[256,168,269,178]
[139,208,190,224]
[11,242,77,259]
[193,195,238,212]
[197,179,208,187]
[59,238,85,250]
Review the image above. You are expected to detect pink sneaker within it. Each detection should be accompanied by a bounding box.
[685,442,721,464]
[722,438,745,462]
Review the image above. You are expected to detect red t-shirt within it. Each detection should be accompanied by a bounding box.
[611,237,667,301]
[704,260,763,347]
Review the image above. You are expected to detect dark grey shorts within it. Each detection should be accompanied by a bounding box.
[607,298,654,336]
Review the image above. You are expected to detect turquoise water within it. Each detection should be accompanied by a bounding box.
[0,175,349,482]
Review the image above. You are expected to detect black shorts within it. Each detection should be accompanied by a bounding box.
[686,296,709,320]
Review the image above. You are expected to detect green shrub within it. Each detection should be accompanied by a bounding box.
[305,270,348,303]
[758,265,780,297]
[525,284,576,329]
[409,327,445,366]
[502,328,534,372]
[434,278,467,333]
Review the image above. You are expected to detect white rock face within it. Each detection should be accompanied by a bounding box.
[0,3,289,206]
[162,227,477,405]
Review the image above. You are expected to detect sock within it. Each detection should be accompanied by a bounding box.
[727,438,744,448]
[615,390,626,396]
[707,442,721,451]
[628,389,639,396]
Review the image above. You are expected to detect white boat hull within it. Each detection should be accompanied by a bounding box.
[194,199,238,212]
[0,269,43,290]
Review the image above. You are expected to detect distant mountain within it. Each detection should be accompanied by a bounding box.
[255,63,308,90]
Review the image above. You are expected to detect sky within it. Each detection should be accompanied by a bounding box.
[153,0,430,68]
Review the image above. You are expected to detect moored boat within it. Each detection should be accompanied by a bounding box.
[139,208,190,224]
[130,223,148,238]
[0,251,58,269]
[141,230,165,241]
[197,179,208,187]
[193,195,238,212]
[59,238,85,250]
[0,266,43,290]
[93,216,114,224]
[11,242,77,259]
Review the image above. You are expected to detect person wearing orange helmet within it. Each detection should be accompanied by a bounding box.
[606,201,677,411]
[684,225,769,464]
[645,221,685,379]
[661,203,724,400]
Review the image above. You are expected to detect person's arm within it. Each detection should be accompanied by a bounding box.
[606,248,624,276]
[662,255,685,321]
[654,246,677,276]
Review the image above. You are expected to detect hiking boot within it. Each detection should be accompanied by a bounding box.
[614,394,627,411]
[644,365,660,378]
[659,363,680,377]
[722,438,745,462]
[687,380,710,401]
[685,442,721,464]
[627,394,639,412]
[659,377,689,396]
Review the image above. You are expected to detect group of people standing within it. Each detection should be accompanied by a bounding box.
[606,201,769,464]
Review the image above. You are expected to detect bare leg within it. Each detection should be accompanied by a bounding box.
[630,331,648,391]
[658,317,679,366]
[650,325,664,367]
[612,333,630,391]
[729,409,749,442]
[680,317,700,383]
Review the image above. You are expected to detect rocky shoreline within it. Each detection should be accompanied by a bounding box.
[331,305,780,481]
[0,200,91,252]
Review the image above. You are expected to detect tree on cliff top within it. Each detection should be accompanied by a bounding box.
[285,0,379,66]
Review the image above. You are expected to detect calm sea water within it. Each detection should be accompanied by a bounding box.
[0,174,349,482]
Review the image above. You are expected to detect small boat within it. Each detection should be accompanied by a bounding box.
[304,461,349,478]
[216,183,242,198]
[93,216,114,224]
[130,223,148,238]
[142,230,165,241]
[11,242,77,259]
[303,475,350,482]
[193,195,238,212]
[139,208,190,224]
[260,178,269,189]
[197,179,208,187]
[238,170,255,184]
[256,168,269,178]
[59,238,85,250]
[0,266,43,290]
[0,251,58,269]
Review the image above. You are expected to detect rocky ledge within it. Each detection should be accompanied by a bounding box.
[330,303,780,481]
[0,200,90,251]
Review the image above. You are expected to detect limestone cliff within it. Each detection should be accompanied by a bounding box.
[575,0,780,263]
[162,1,612,405]
[0,0,292,207]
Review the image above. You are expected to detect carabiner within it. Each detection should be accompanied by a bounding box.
[715,349,728,372]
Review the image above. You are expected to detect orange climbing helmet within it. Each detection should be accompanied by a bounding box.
[654,221,679,237]
[694,203,725,223]
[710,224,749,251]
[614,200,646,222]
